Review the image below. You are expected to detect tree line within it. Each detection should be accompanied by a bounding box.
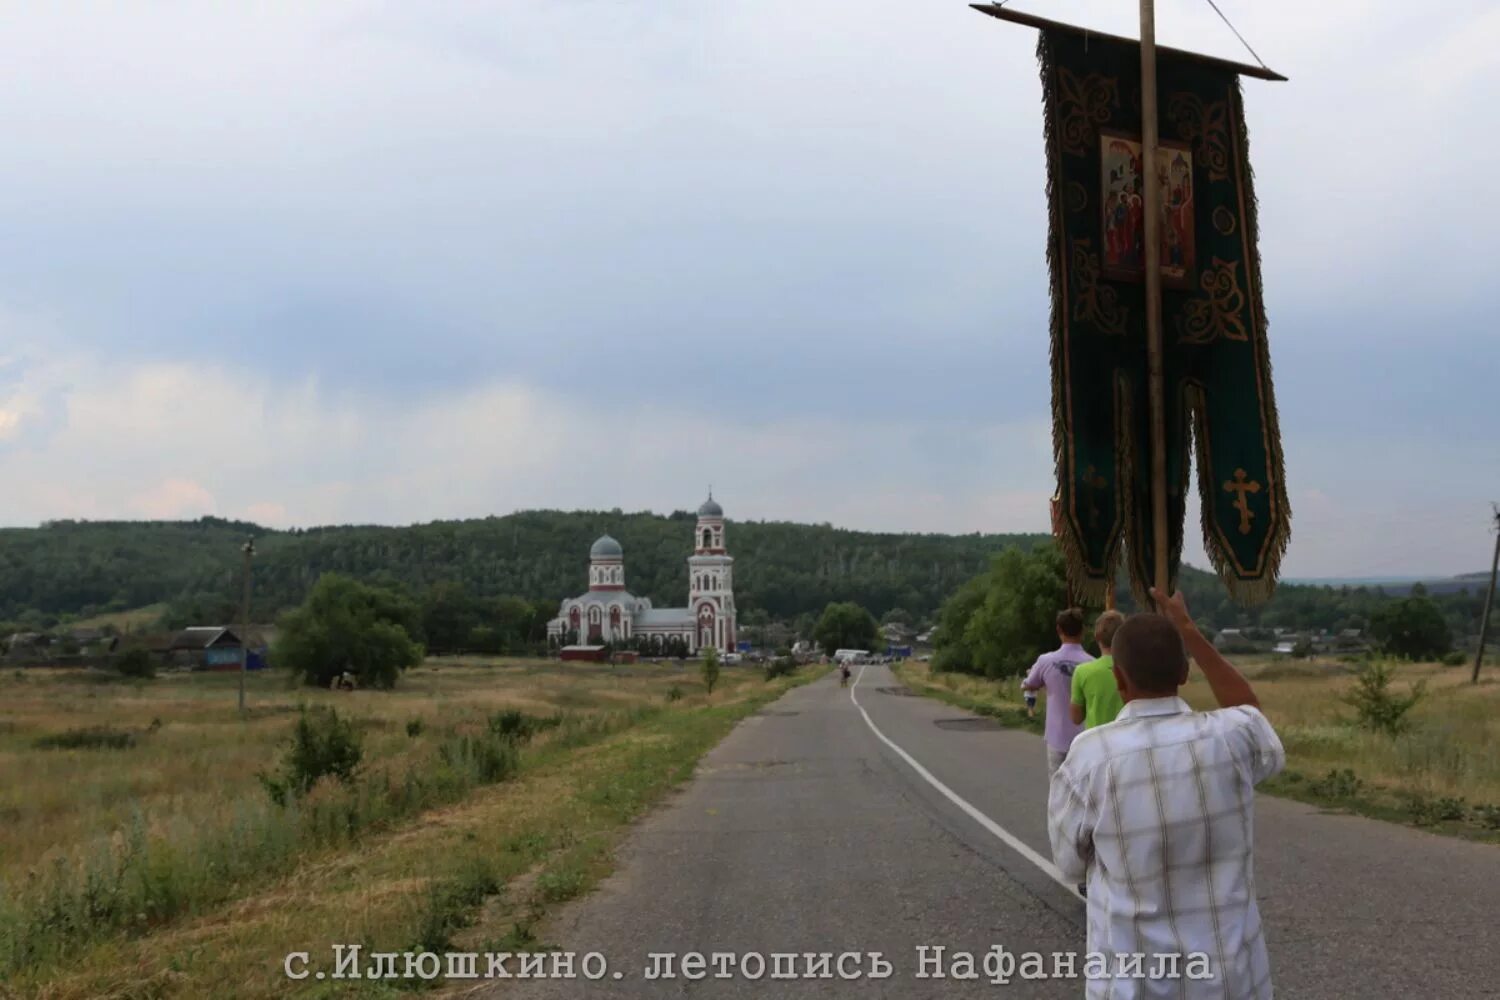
[0,513,1041,630]
[0,513,1490,649]
[933,547,1475,678]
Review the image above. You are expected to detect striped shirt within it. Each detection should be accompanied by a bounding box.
[1048,697,1285,999]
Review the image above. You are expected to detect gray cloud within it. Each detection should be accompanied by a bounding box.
[0,1,1496,577]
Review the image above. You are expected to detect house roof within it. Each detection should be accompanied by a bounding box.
[170,627,242,650]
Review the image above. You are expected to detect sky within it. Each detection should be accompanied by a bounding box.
[0,0,1496,578]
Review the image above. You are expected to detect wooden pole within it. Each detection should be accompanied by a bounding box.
[1140,0,1170,607]
[1473,506,1500,684]
[238,538,254,713]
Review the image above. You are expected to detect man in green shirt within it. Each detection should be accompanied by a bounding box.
[1071,609,1126,729]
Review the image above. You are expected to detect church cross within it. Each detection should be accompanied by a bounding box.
[1222,468,1262,535]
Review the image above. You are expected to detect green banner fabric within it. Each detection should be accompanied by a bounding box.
[1040,27,1290,606]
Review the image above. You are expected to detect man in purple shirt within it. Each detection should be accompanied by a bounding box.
[1021,608,1093,778]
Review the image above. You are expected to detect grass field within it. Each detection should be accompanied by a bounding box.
[60,604,170,634]
[895,656,1500,841]
[0,657,823,998]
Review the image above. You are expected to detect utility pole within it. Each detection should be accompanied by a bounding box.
[1473,504,1500,684]
[239,537,255,713]
[1140,0,1169,609]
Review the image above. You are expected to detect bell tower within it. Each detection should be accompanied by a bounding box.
[687,492,735,653]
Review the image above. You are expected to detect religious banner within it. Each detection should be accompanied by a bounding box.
[1037,25,1290,605]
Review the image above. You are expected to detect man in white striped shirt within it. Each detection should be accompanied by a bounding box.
[1048,589,1285,999]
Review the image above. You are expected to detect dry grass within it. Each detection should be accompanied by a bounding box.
[897,655,1500,830]
[62,604,169,634]
[0,657,820,995]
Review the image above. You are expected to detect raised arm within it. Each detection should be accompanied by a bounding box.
[1150,587,1259,710]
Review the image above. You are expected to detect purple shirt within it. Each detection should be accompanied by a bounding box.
[1023,642,1092,752]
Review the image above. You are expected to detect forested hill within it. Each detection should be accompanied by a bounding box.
[0,513,1050,626]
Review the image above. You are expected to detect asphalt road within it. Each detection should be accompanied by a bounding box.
[496,665,1500,999]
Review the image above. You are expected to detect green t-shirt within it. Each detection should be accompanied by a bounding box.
[1070,654,1124,729]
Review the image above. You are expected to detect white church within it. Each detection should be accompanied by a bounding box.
[546,494,738,654]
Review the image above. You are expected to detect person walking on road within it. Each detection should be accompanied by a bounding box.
[1021,608,1093,778]
[1070,609,1126,730]
[1048,589,1286,999]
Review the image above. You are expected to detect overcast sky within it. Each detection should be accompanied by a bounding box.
[0,0,1496,578]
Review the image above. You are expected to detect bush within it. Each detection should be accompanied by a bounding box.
[701,647,721,695]
[764,656,796,681]
[665,685,684,702]
[1441,651,1467,667]
[487,709,561,744]
[1405,793,1468,826]
[412,857,501,954]
[406,718,425,738]
[260,706,363,805]
[1342,660,1426,736]
[34,726,136,751]
[439,732,521,785]
[115,649,156,679]
[1309,768,1363,799]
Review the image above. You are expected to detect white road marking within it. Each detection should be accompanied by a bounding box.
[850,663,1078,895]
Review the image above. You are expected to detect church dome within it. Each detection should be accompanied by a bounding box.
[590,534,623,559]
[698,494,723,518]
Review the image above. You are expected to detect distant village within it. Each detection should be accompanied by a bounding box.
[4,624,274,672]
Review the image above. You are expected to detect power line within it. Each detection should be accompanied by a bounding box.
[1200,0,1271,72]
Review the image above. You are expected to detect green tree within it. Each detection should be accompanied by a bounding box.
[1371,595,1452,660]
[881,607,913,627]
[701,646,721,695]
[932,545,1070,678]
[274,574,424,690]
[812,602,879,656]
[115,648,157,679]
[421,581,483,652]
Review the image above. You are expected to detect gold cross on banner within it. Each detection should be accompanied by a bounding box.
[1223,468,1262,535]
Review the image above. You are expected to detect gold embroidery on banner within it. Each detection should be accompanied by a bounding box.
[1056,67,1118,156]
[1167,93,1231,182]
[1212,205,1237,236]
[1066,181,1089,214]
[1071,238,1127,335]
[1081,464,1108,530]
[1178,257,1248,344]
[1223,468,1262,535]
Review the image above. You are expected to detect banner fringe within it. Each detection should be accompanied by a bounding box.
[1194,79,1291,607]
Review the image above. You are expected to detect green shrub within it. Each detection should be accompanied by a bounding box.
[259,706,363,805]
[764,656,796,681]
[115,649,157,679]
[487,709,561,744]
[1441,651,1467,667]
[665,685,684,702]
[439,732,520,785]
[1309,768,1363,799]
[405,718,425,738]
[1342,660,1425,736]
[411,857,501,954]
[701,648,720,695]
[1472,804,1500,830]
[1404,793,1468,826]
[34,726,137,750]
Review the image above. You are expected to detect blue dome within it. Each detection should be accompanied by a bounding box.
[698,494,723,517]
[590,534,623,559]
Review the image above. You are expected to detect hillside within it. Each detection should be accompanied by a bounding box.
[0,513,1048,627]
[2,514,1489,641]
